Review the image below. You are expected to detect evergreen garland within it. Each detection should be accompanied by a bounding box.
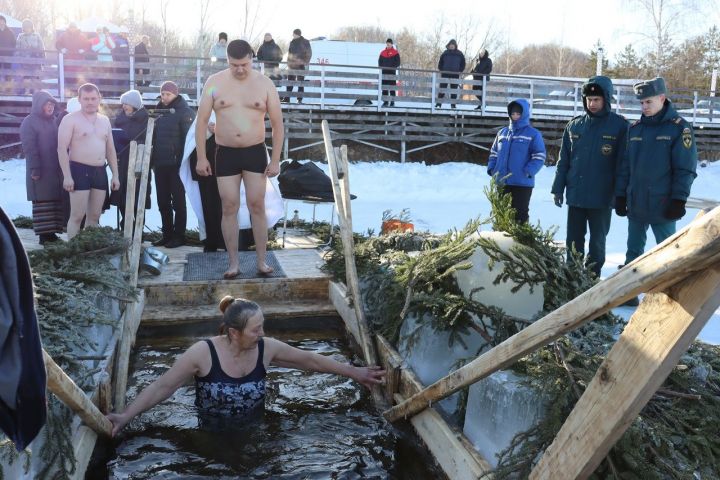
[321,178,720,478]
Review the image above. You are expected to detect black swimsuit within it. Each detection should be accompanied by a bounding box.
[194,338,267,416]
[214,143,268,176]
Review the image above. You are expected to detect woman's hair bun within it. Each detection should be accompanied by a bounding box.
[219,295,235,314]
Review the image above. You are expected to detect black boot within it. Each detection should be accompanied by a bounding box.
[39,233,60,245]
[152,235,171,247]
[165,236,185,248]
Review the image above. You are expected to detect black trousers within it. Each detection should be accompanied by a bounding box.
[566,206,612,277]
[382,76,396,101]
[154,165,186,238]
[286,65,306,100]
[499,185,533,224]
[438,74,461,101]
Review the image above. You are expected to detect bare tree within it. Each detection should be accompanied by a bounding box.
[159,0,170,58]
[630,0,698,75]
[239,0,266,45]
[197,0,212,57]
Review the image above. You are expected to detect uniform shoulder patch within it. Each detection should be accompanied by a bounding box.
[682,127,693,149]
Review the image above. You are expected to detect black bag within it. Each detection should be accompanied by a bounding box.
[278,160,334,201]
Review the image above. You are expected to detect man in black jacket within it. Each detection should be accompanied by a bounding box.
[257,33,283,81]
[282,28,312,104]
[151,81,195,248]
[134,35,151,87]
[472,49,492,109]
[0,16,16,92]
[378,38,400,107]
[436,39,466,109]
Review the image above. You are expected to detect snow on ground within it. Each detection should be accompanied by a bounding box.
[1,157,719,344]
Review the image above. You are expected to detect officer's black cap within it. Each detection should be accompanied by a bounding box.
[634,77,667,99]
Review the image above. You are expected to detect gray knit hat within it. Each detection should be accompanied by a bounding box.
[120,89,143,110]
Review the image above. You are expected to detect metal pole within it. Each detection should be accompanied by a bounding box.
[529,80,534,107]
[481,75,487,115]
[573,84,579,116]
[693,91,698,125]
[129,54,135,89]
[401,120,406,162]
[431,72,437,113]
[377,67,382,111]
[58,52,65,102]
[596,47,604,76]
[711,68,717,97]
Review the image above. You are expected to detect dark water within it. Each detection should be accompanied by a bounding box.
[90,332,444,479]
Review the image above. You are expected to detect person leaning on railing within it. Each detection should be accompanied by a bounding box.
[15,19,45,95]
[256,33,282,81]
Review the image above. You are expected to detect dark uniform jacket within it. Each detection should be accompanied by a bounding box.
[20,91,63,202]
[378,47,400,75]
[615,100,698,224]
[552,76,628,209]
[151,95,195,169]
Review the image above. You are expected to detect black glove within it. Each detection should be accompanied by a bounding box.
[664,199,686,220]
[614,197,627,217]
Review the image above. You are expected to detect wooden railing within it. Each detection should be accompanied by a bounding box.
[2,51,720,124]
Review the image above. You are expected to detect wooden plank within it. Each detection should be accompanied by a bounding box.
[43,349,112,436]
[113,290,145,411]
[121,142,139,272]
[322,121,380,370]
[69,425,98,480]
[331,282,493,479]
[530,264,720,479]
[141,299,338,325]
[384,206,720,421]
[128,118,154,288]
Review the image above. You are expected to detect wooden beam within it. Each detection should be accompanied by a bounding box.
[384,207,720,421]
[122,141,139,243]
[127,118,154,289]
[530,264,720,479]
[113,290,145,411]
[321,121,381,372]
[43,350,112,437]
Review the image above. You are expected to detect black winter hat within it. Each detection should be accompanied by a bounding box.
[582,82,605,97]
[386,38,393,44]
[446,39,458,48]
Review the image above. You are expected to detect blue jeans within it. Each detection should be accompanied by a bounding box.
[625,218,676,264]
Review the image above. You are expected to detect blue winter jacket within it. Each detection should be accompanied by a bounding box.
[487,98,546,187]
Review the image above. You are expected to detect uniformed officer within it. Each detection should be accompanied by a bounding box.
[615,77,698,305]
[551,76,628,278]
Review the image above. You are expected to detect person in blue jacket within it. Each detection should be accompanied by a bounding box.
[487,98,546,223]
[615,77,697,305]
[551,76,628,278]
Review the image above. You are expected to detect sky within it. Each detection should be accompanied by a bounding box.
[127,0,720,61]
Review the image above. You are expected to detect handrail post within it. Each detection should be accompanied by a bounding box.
[58,51,65,102]
[320,64,325,109]
[196,59,202,103]
[377,67,383,111]
[693,91,698,125]
[129,54,135,89]
[615,86,621,113]
[573,83,579,115]
[529,79,534,107]
[431,72,437,113]
[481,75,487,115]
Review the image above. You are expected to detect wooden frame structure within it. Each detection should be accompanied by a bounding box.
[380,208,720,478]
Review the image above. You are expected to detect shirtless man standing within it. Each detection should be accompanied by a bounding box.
[195,39,284,278]
[58,83,120,238]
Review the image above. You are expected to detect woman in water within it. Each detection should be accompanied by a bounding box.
[107,296,385,435]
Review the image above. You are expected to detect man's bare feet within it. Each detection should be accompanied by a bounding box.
[257,263,274,275]
[223,266,240,279]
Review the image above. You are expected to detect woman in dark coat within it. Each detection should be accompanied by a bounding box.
[19,90,64,244]
[112,89,151,231]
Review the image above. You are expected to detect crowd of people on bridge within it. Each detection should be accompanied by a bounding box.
[2,15,497,109]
